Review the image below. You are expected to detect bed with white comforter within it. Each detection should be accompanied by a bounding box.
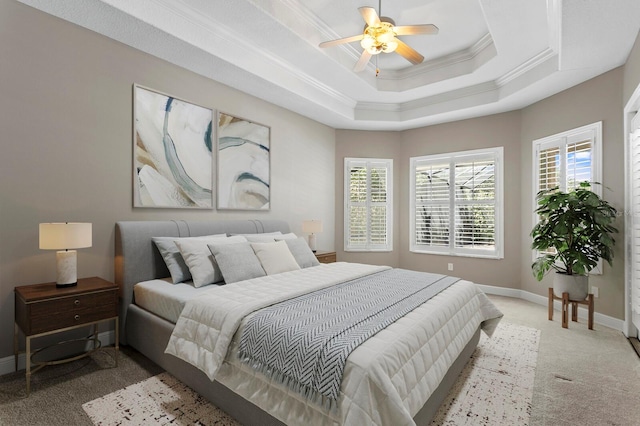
[115,220,502,426]
[165,262,502,426]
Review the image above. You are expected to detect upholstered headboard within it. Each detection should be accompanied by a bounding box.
[114,219,290,344]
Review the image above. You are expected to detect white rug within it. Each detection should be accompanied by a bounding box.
[431,321,540,425]
[83,322,539,426]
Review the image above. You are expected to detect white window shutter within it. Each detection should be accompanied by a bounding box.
[410,147,503,258]
[345,158,393,252]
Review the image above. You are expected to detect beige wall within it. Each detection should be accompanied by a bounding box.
[336,71,628,320]
[624,31,640,104]
[335,130,402,267]
[0,0,335,358]
[520,67,625,319]
[400,112,522,286]
[337,113,522,286]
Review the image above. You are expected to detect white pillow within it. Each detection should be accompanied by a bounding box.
[175,235,247,287]
[251,241,301,275]
[244,234,279,243]
[153,234,226,283]
[275,232,298,240]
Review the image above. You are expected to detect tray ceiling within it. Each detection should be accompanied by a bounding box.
[18,0,640,130]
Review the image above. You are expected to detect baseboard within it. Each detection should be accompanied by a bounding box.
[0,330,116,377]
[477,284,625,332]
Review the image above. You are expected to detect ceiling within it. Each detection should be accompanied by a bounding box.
[18,0,640,131]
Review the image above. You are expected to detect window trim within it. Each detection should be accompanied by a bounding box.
[531,121,603,271]
[344,157,393,252]
[409,147,504,259]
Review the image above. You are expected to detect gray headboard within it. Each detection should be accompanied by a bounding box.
[115,219,290,344]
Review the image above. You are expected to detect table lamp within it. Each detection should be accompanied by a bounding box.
[302,220,323,252]
[39,222,92,287]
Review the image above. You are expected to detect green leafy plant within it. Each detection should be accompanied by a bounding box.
[531,182,618,281]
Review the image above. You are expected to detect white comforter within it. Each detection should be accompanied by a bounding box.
[165,262,502,426]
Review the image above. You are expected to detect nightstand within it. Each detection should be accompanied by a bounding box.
[315,251,337,264]
[14,277,119,395]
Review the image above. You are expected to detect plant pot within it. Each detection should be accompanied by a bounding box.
[553,272,588,300]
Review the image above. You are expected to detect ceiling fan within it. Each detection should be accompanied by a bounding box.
[319,3,439,73]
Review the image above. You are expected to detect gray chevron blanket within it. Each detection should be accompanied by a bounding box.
[237,268,460,409]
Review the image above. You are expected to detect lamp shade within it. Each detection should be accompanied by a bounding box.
[39,223,92,250]
[302,220,323,234]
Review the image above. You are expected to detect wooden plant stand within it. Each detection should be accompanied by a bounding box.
[548,287,594,330]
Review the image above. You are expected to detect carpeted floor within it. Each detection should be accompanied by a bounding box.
[80,321,539,426]
[1,295,639,425]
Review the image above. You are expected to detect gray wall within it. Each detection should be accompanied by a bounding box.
[337,70,627,320]
[335,130,402,267]
[624,30,640,104]
[400,112,522,286]
[0,0,335,358]
[519,67,625,319]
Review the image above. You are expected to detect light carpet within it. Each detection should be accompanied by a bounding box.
[83,322,540,426]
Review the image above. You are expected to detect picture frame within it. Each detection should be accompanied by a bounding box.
[133,84,214,209]
[217,112,270,210]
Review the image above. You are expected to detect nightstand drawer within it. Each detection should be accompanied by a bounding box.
[25,290,117,335]
[315,251,336,264]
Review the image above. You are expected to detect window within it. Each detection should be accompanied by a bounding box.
[410,147,503,258]
[533,122,602,195]
[344,158,393,251]
[532,121,603,267]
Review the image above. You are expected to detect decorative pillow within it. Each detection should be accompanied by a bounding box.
[231,231,282,237]
[243,234,280,243]
[275,232,298,240]
[175,235,247,287]
[208,242,266,284]
[284,237,321,268]
[251,240,301,275]
[152,234,226,283]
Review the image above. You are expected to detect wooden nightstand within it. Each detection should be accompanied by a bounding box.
[315,251,337,264]
[14,277,119,395]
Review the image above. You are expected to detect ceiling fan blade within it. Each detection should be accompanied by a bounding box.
[395,39,424,65]
[394,24,439,36]
[359,7,380,27]
[353,50,372,72]
[319,34,364,48]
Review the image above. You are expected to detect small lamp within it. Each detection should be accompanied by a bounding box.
[39,223,92,287]
[302,220,323,252]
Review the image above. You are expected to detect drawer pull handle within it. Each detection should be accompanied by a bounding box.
[74,299,80,306]
[74,315,80,321]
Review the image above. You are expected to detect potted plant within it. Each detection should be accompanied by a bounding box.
[531,182,618,300]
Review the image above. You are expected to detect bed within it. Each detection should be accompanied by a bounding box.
[115,220,502,426]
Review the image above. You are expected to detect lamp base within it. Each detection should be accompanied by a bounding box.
[56,250,78,287]
[308,233,317,252]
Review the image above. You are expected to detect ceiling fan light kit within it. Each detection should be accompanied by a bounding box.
[361,20,398,54]
[319,4,438,73]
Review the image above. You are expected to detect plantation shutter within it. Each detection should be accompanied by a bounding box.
[345,158,393,251]
[411,147,502,258]
[566,133,594,191]
[630,112,640,317]
[532,122,602,271]
[414,162,450,249]
[454,158,496,251]
[538,146,560,191]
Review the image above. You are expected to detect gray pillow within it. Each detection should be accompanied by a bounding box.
[283,237,320,268]
[208,242,266,284]
[153,234,227,284]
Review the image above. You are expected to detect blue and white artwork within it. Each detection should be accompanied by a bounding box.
[217,113,270,210]
[133,85,213,208]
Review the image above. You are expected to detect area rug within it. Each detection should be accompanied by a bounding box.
[83,322,540,426]
[430,321,540,425]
